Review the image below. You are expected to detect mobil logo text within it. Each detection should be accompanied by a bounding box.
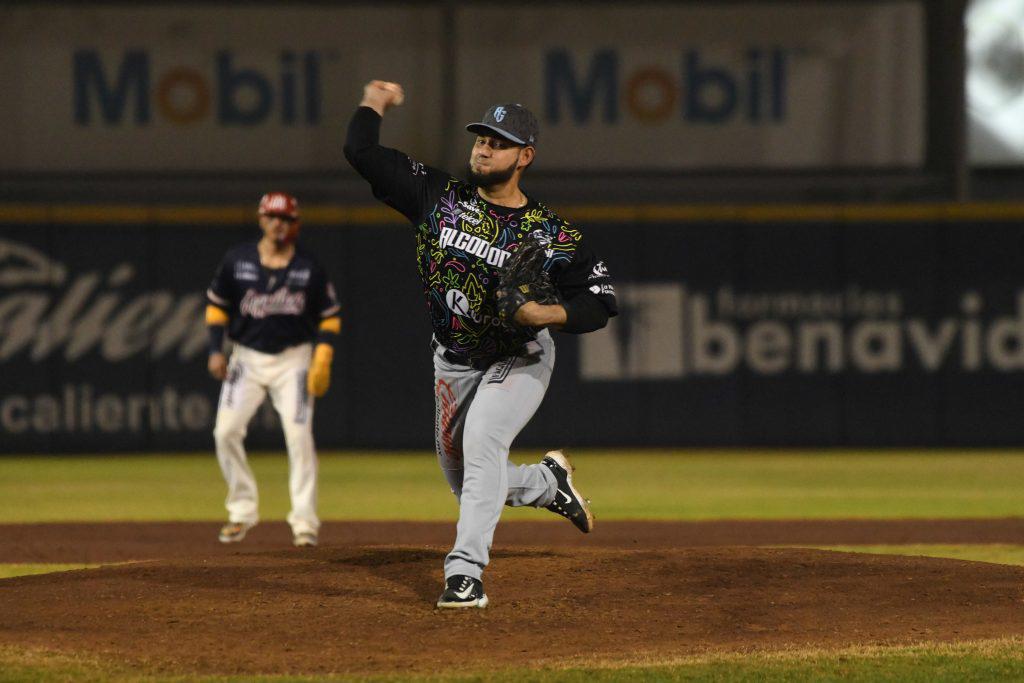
[544,47,789,125]
[73,49,324,126]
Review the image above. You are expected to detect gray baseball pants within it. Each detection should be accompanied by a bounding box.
[433,330,559,580]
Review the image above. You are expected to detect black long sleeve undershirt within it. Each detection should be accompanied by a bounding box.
[343,106,382,159]
[345,107,450,224]
[561,294,610,334]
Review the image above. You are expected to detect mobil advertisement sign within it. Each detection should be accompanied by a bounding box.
[544,47,789,126]
[57,43,345,170]
[0,6,443,171]
[456,3,924,170]
[73,49,325,127]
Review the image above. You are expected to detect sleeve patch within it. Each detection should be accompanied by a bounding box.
[589,261,610,279]
[205,304,229,325]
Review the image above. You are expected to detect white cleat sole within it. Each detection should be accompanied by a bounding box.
[436,595,489,609]
[545,449,595,533]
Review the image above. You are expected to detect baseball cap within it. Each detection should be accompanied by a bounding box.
[258,192,299,219]
[466,104,539,147]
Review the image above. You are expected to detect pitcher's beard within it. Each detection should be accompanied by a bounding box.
[465,160,518,188]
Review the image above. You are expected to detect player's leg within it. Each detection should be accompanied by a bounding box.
[213,346,270,537]
[267,344,320,542]
[433,351,551,506]
[443,332,556,581]
[433,353,482,499]
[505,459,557,508]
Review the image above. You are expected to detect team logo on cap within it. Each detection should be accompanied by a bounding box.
[258,192,299,218]
[493,106,507,122]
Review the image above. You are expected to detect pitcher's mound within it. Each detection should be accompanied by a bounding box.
[4,543,1024,676]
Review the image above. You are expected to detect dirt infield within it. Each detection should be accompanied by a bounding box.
[3,520,1024,676]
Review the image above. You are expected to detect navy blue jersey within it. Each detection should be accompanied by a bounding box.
[206,242,340,354]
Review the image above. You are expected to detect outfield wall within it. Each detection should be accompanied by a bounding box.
[2,204,1024,452]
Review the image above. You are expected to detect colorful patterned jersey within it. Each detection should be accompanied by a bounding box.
[207,242,340,354]
[416,179,613,357]
[345,107,617,360]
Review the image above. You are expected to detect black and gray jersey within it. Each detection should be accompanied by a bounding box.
[345,106,617,361]
[206,242,340,354]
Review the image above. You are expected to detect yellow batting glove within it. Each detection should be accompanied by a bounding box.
[307,343,334,398]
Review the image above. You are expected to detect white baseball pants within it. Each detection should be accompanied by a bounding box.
[213,343,319,536]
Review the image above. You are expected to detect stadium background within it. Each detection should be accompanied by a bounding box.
[5,0,1021,454]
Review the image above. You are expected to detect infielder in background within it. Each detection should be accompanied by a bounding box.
[345,81,618,608]
[205,192,341,548]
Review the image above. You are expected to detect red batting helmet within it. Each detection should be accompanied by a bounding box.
[258,192,300,243]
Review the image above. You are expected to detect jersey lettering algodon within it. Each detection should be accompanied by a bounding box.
[207,243,340,354]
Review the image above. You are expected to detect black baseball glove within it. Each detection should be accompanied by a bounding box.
[495,234,560,325]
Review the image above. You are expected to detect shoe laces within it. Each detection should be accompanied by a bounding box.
[449,576,474,592]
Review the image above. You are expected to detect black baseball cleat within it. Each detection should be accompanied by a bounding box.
[540,450,594,533]
[436,575,489,609]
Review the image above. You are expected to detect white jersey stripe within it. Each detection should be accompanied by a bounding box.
[207,288,230,307]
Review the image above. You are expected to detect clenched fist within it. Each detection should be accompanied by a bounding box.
[360,80,405,116]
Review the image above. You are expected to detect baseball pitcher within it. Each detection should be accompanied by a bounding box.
[345,82,618,608]
[206,192,341,548]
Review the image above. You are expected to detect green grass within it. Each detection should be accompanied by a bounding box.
[486,639,1024,683]
[2,450,1024,523]
[4,451,1024,681]
[0,451,453,522]
[549,450,1024,520]
[2,638,1023,682]
[809,544,1024,567]
[0,563,100,579]
[8,544,1023,585]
